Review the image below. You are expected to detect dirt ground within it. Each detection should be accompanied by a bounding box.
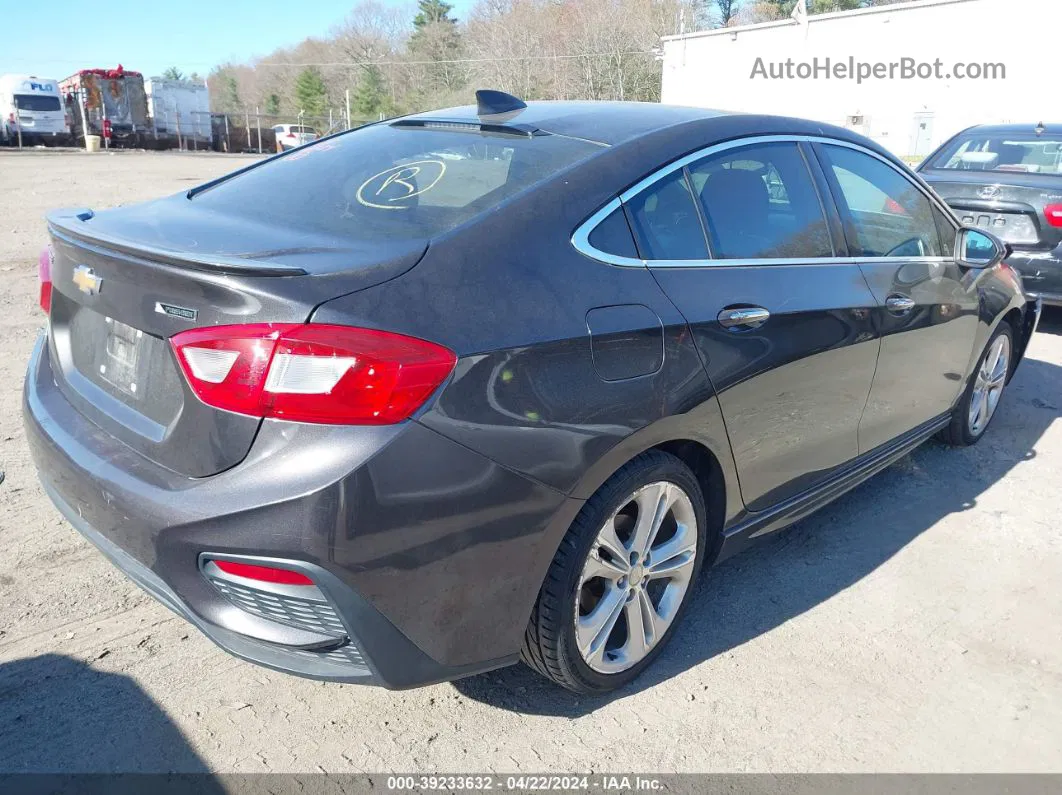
[1,150,1060,774]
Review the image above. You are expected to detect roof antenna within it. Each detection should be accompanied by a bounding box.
[476,89,527,117]
[1035,121,1045,137]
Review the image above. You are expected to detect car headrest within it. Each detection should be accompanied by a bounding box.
[700,168,771,258]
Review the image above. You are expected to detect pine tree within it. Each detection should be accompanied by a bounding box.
[413,0,456,29]
[409,0,464,93]
[218,75,241,112]
[294,67,328,117]
[352,65,387,117]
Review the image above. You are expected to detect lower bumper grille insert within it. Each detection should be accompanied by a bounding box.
[208,576,347,638]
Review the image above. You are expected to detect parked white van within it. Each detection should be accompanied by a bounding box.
[0,75,70,145]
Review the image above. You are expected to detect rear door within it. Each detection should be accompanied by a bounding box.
[295,126,318,145]
[13,89,66,134]
[814,142,979,451]
[632,138,880,511]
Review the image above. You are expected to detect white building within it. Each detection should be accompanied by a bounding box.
[661,0,1058,158]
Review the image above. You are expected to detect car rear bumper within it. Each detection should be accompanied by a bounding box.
[6,130,68,141]
[24,333,578,688]
[38,483,384,682]
[1008,247,1062,306]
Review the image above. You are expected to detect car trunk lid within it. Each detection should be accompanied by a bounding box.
[45,200,427,478]
[922,170,1062,250]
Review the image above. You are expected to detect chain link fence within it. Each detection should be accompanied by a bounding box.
[201,110,381,154]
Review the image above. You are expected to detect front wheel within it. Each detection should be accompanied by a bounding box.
[521,451,707,693]
[940,323,1014,446]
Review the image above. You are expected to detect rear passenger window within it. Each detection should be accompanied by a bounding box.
[688,142,832,260]
[626,170,709,260]
[819,144,943,257]
[588,206,639,259]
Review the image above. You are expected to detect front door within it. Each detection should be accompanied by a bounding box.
[626,140,880,512]
[813,142,979,451]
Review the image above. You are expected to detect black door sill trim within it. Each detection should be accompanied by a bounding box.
[717,413,950,561]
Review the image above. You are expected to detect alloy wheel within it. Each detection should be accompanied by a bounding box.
[574,481,698,674]
[968,333,1011,436]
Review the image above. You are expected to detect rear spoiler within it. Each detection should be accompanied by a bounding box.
[46,209,307,276]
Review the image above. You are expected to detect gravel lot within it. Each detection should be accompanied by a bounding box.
[1,150,1060,775]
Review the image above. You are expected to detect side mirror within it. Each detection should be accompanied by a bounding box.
[957,227,1010,269]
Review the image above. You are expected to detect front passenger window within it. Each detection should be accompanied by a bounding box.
[820,144,943,258]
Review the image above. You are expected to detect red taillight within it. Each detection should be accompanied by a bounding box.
[883,197,908,215]
[286,133,296,139]
[170,323,456,425]
[1045,204,1062,228]
[38,246,52,313]
[212,560,314,585]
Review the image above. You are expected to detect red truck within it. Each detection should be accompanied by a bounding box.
[60,65,148,146]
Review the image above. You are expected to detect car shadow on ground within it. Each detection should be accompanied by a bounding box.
[452,351,1062,717]
[0,653,222,780]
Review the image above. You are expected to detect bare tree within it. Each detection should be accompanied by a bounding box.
[211,0,702,119]
[715,0,741,26]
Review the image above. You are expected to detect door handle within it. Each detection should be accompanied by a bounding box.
[718,306,770,330]
[885,294,916,314]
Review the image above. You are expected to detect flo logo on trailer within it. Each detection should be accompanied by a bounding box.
[22,82,56,93]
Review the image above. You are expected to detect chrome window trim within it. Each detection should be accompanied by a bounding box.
[571,133,959,269]
[637,256,953,269]
[570,197,645,268]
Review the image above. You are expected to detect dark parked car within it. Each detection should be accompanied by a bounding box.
[918,123,1062,306]
[25,93,1040,694]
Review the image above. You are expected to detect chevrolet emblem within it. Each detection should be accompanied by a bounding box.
[72,265,102,296]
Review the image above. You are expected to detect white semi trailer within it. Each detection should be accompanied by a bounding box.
[144,77,211,148]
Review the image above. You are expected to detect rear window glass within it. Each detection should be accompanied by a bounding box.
[192,123,601,240]
[293,126,316,134]
[929,132,1062,174]
[14,94,61,112]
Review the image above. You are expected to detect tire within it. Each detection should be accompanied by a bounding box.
[939,322,1014,447]
[521,450,708,693]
